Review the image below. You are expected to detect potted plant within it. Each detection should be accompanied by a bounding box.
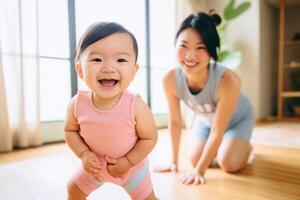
[218,0,251,69]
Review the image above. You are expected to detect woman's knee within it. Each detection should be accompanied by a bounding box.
[217,137,252,173]
[217,155,245,173]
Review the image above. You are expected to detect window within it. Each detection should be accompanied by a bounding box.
[149,0,176,114]
[75,0,148,101]
[0,0,175,142]
[38,0,71,121]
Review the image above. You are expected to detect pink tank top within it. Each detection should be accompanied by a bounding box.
[74,90,146,183]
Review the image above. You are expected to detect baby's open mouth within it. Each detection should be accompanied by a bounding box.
[98,79,119,86]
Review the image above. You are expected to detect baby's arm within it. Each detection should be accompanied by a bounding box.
[64,96,102,176]
[126,96,158,165]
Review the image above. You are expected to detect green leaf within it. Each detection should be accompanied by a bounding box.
[217,0,251,70]
[219,50,231,61]
[224,0,251,21]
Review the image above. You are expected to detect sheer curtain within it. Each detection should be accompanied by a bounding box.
[0,0,41,152]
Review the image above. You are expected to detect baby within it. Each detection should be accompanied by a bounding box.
[64,22,158,200]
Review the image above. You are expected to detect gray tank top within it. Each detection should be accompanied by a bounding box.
[176,62,253,127]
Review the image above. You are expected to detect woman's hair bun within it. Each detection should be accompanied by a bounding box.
[208,9,222,26]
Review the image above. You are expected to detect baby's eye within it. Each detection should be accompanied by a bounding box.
[117,58,128,63]
[92,58,102,62]
[179,44,187,48]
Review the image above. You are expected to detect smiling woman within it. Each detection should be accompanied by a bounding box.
[154,11,255,186]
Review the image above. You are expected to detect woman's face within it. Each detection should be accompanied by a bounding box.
[176,28,210,74]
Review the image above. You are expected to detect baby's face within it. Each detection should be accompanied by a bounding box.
[78,33,138,99]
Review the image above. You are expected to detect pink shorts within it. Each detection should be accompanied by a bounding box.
[72,161,153,200]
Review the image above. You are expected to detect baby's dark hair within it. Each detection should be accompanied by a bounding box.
[175,10,222,61]
[75,22,138,63]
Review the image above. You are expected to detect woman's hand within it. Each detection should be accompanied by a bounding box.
[105,156,132,177]
[152,163,178,173]
[179,170,206,185]
[80,150,103,176]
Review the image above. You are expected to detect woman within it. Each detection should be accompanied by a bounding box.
[155,11,254,185]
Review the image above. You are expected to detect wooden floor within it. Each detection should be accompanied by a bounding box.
[0,129,300,200]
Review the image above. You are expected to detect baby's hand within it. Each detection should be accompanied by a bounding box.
[105,156,132,177]
[80,150,103,176]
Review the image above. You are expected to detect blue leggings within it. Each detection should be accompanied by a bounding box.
[191,111,254,142]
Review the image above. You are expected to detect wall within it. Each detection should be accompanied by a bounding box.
[260,0,278,118]
[176,0,208,28]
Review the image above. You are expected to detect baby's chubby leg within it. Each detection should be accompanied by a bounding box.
[67,180,88,200]
[68,169,104,200]
[123,161,159,200]
[144,190,157,200]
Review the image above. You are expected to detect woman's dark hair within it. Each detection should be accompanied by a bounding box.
[175,10,222,61]
[75,22,138,62]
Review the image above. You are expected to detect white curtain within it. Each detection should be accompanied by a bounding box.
[0,0,41,152]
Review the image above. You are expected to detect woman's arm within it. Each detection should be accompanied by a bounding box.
[163,69,183,167]
[195,70,241,175]
[124,96,158,166]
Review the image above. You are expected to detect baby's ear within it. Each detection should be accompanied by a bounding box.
[75,63,83,79]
